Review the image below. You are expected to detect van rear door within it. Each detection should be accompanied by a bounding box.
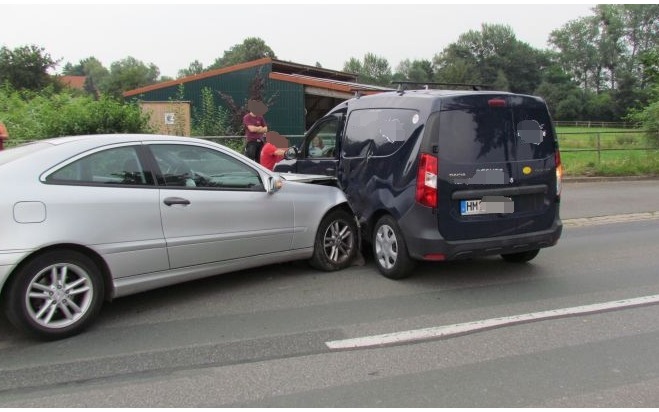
[434,94,560,241]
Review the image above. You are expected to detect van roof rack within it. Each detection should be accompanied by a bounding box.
[392,81,492,93]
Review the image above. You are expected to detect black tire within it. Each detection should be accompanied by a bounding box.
[501,249,540,263]
[4,250,105,340]
[372,215,416,279]
[309,209,358,271]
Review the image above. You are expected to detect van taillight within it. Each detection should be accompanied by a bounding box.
[555,149,563,197]
[416,153,438,207]
[488,98,506,107]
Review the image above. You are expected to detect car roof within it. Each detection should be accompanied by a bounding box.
[40,134,211,147]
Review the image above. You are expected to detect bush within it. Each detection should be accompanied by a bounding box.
[0,85,152,139]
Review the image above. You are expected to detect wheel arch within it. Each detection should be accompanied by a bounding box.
[325,202,362,248]
[1,244,114,304]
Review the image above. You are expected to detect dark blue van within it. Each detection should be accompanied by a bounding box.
[275,89,563,279]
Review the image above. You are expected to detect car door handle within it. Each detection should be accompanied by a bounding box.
[163,197,191,206]
[325,167,336,174]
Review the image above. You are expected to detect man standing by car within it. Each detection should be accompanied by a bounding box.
[243,100,268,163]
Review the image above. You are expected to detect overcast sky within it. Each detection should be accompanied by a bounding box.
[2,3,597,78]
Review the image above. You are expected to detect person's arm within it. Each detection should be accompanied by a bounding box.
[244,116,267,134]
[246,124,267,133]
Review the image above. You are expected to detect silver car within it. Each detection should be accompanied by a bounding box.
[0,134,358,340]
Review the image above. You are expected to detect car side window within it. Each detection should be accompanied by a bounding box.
[305,118,338,158]
[149,144,265,191]
[46,146,150,186]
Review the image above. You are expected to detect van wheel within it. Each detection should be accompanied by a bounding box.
[4,250,105,340]
[501,249,540,263]
[309,209,358,271]
[373,215,416,279]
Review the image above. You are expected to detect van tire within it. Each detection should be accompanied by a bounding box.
[501,249,540,263]
[373,215,416,279]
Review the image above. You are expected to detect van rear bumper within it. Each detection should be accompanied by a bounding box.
[399,212,562,261]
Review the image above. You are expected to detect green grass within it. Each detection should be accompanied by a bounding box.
[556,126,659,177]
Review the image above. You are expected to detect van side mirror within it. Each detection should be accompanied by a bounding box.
[284,146,299,160]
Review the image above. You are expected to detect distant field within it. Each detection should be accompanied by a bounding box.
[556,126,658,176]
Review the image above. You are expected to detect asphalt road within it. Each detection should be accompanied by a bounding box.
[1,179,658,407]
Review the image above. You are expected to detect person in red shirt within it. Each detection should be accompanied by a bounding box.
[0,121,8,151]
[260,131,288,171]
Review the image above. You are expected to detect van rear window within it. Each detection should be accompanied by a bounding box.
[436,107,555,163]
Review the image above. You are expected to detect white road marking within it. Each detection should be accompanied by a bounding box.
[563,211,659,227]
[325,294,659,350]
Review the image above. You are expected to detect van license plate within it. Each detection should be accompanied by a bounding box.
[461,197,514,215]
[461,199,485,215]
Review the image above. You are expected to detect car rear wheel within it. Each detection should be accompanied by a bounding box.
[4,250,105,340]
[309,209,358,271]
[373,215,416,279]
[501,249,540,263]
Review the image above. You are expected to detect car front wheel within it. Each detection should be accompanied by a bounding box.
[4,250,105,340]
[309,209,358,271]
[373,215,416,279]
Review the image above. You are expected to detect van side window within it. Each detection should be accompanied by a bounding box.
[344,109,419,157]
[306,118,338,158]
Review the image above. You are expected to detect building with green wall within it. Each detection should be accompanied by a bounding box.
[123,58,391,139]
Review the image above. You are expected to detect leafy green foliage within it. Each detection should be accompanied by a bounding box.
[0,45,60,91]
[433,23,549,94]
[102,57,160,99]
[177,60,205,79]
[0,84,151,139]
[192,87,234,137]
[343,53,392,86]
[208,37,276,70]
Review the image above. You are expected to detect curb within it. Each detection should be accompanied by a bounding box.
[564,175,659,183]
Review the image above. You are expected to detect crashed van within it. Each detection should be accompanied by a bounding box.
[275,88,563,279]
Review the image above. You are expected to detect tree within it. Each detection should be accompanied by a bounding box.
[433,57,482,86]
[433,24,548,93]
[393,59,434,84]
[178,60,205,78]
[619,4,659,87]
[0,45,60,91]
[549,17,600,91]
[62,57,109,98]
[208,37,276,70]
[628,49,659,145]
[342,53,392,86]
[534,62,582,119]
[102,57,160,99]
